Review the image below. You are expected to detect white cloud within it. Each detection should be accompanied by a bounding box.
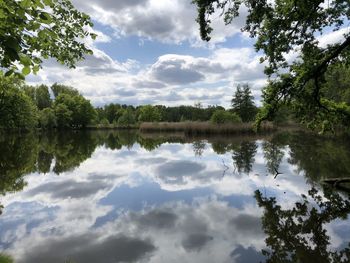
[71,0,246,46]
[28,46,266,107]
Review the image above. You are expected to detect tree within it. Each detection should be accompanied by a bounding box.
[54,92,96,128]
[0,74,38,129]
[39,108,57,129]
[35,85,52,110]
[117,109,136,127]
[104,103,123,123]
[51,83,80,98]
[231,141,257,174]
[22,84,52,110]
[193,0,350,131]
[210,109,241,124]
[231,84,257,122]
[54,103,72,128]
[138,105,161,122]
[255,187,350,262]
[0,0,96,77]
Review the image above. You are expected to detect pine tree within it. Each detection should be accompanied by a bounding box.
[231,84,257,122]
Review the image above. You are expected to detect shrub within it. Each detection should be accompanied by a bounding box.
[39,108,57,129]
[100,118,110,126]
[118,110,136,127]
[210,110,242,124]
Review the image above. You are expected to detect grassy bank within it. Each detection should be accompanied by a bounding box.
[139,121,277,135]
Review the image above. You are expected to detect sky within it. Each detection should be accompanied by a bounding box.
[2,140,349,262]
[27,0,348,108]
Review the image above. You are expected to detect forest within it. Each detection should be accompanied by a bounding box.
[0,74,264,130]
[1,63,350,132]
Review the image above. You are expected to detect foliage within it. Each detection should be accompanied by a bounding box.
[35,85,52,109]
[51,83,80,98]
[103,103,123,123]
[262,140,284,175]
[210,109,241,124]
[231,141,257,174]
[23,84,52,110]
[39,108,57,129]
[0,254,14,263]
[54,92,96,128]
[193,0,350,131]
[0,0,96,77]
[272,104,293,125]
[99,118,110,126]
[231,84,257,122]
[138,105,161,122]
[54,103,72,128]
[0,74,38,129]
[255,187,350,262]
[117,109,136,127]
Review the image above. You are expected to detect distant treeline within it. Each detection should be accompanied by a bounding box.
[0,74,295,130]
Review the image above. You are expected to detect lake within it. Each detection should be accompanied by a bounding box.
[0,130,349,263]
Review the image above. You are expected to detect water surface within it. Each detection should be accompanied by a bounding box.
[0,131,349,262]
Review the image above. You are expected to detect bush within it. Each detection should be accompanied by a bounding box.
[99,118,110,126]
[118,110,136,127]
[138,105,161,122]
[39,108,57,129]
[0,75,38,129]
[210,110,242,124]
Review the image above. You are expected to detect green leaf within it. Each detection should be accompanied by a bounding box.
[4,70,14,77]
[6,48,20,61]
[0,9,6,19]
[90,33,97,40]
[20,55,32,66]
[38,30,46,39]
[22,66,31,75]
[14,72,25,80]
[33,65,40,74]
[42,0,53,6]
[20,0,31,8]
[39,12,52,23]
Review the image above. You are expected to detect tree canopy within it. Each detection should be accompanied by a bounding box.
[193,0,350,131]
[231,84,257,122]
[0,74,38,129]
[0,0,96,77]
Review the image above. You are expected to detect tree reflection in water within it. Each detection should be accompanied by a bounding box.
[0,130,350,262]
[255,186,350,263]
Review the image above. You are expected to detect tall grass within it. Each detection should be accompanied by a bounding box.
[139,121,276,135]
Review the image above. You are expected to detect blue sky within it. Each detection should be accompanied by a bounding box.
[27,0,347,107]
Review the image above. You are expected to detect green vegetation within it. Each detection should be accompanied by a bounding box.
[0,0,95,78]
[231,84,258,122]
[256,187,350,262]
[117,109,137,127]
[193,0,350,132]
[138,105,161,122]
[1,76,277,131]
[0,74,97,130]
[0,129,350,216]
[0,75,38,129]
[0,253,14,263]
[210,110,241,124]
[139,121,275,135]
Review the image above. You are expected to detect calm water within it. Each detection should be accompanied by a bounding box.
[0,130,350,263]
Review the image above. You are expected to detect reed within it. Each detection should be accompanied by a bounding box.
[139,121,276,135]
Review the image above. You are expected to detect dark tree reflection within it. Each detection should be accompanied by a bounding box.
[232,141,257,174]
[287,132,350,183]
[0,132,38,214]
[192,140,206,157]
[255,187,350,263]
[262,142,284,175]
